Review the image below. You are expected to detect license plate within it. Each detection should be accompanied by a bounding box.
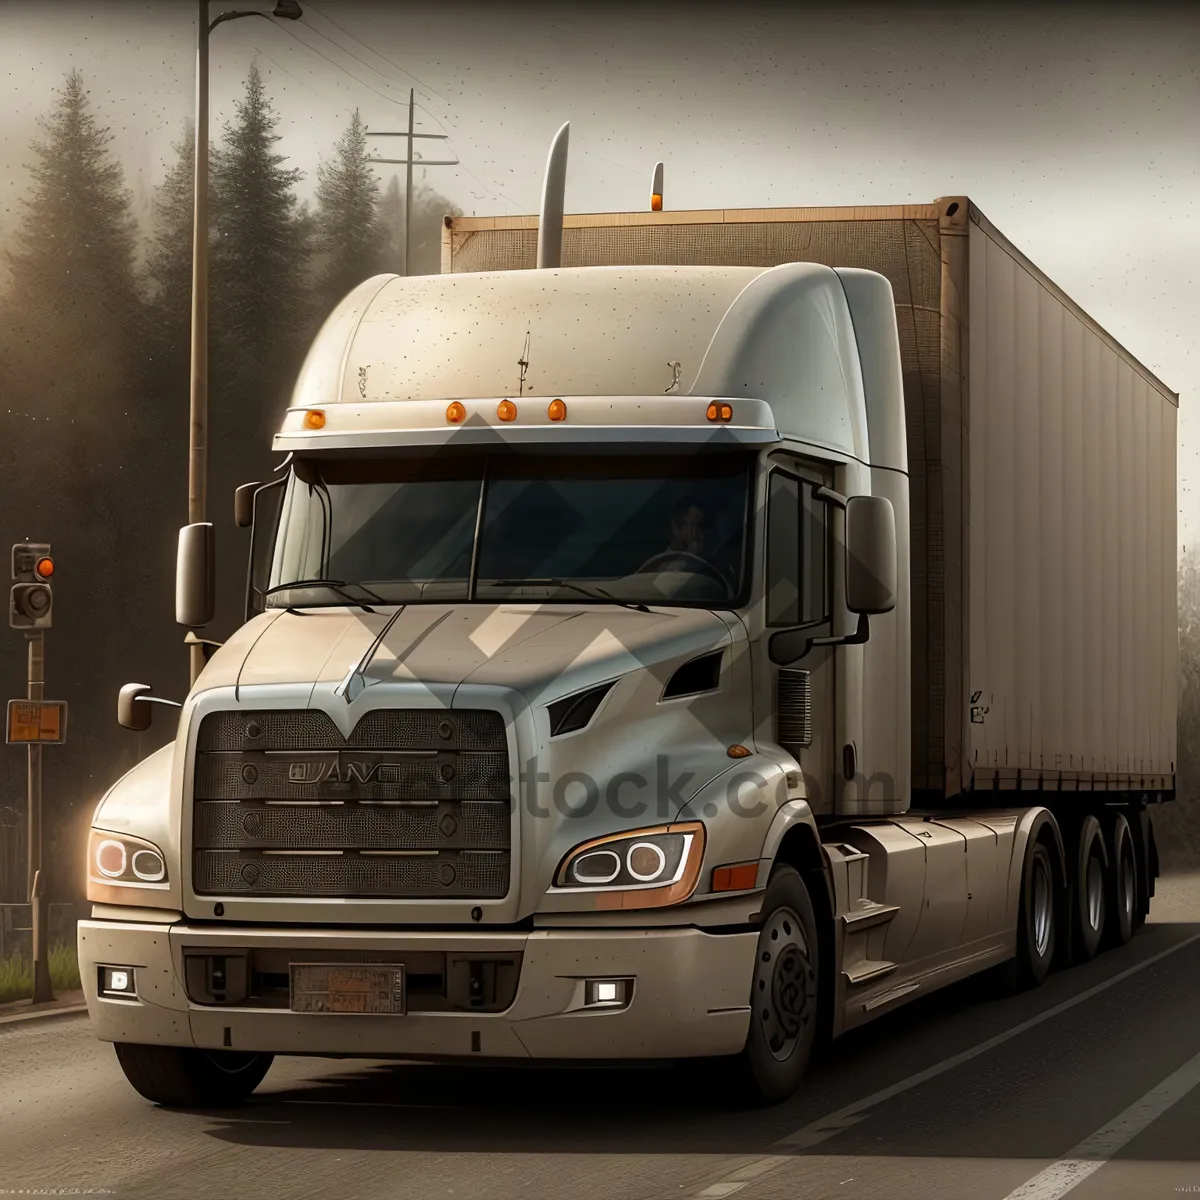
[289,963,406,1015]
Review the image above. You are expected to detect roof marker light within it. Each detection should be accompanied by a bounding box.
[497,400,518,423]
[303,409,326,430]
[547,399,567,422]
[446,402,466,424]
[706,403,733,424]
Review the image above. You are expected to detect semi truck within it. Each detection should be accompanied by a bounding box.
[80,125,1178,1107]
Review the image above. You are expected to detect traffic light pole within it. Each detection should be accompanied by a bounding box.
[26,628,51,1003]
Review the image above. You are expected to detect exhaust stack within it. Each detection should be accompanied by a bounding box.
[651,162,664,211]
[537,122,570,269]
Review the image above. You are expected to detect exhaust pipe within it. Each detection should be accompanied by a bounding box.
[537,122,570,269]
[651,161,663,211]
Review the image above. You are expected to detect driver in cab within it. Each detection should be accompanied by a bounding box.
[641,496,732,592]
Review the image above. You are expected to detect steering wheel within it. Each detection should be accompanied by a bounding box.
[635,550,728,588]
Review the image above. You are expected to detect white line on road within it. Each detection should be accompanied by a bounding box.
[681,928,1200,1198]
[0,1004,88,1027]
[1001,1045,1200,1199]
[777,929,1200,1149]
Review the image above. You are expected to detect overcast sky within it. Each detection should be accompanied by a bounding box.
[1,0,1197,540]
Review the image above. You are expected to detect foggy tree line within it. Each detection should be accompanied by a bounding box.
[0,67,460,900]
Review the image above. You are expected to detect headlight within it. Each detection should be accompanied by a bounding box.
[553,822,705,908]
[88,829,168,891]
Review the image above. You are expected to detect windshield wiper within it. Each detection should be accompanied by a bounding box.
[490,578,653,614]
[262,578,385,613]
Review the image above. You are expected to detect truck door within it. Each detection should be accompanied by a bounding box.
[763,461,836,814]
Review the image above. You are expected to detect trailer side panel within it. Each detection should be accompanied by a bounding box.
[966,219,1177,793]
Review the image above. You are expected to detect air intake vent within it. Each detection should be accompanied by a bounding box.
[662,650,723,700]
[777,669,813,751]
[547,681,615,737]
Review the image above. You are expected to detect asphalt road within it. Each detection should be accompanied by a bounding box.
[3,874,1200,1200]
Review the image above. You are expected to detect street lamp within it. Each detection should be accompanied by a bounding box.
[187,1,302,685]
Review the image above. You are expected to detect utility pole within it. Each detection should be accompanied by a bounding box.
[365,89,459,275]
[187,2,304,686]
[8,544,65,1007]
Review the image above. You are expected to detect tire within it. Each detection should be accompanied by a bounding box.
[1104,814,1136,948]
[114,1043,274,1108]
[996,838,1057,994]
[722,865,821,1106]
[1072,816,1107,963]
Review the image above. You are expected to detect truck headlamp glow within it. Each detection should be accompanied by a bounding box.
[88,830,168,888]
[553,822,705,908]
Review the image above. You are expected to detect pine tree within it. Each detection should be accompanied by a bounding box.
[143,124,197,380]
[209,61,311,437]
[1,69,141,454]
[376,174,462,278]
[313,109,385,316]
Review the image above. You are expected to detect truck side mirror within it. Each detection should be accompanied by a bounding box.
[845,495,896,615]
[234,482,261,529]
[176,522,215,628]
[117,683,153,731]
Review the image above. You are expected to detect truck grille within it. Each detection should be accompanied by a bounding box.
[192,709,511,899]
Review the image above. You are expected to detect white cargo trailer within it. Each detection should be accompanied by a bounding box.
[79,131,1179,1109]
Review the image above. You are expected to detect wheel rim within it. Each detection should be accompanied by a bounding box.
[1085,855,1105,932]
[753,905,815,1062]
[1032,857,1053,957]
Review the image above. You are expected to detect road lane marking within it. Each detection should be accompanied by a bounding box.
[1001,1045,1200,1199]
[777,929,1200,1149]
[680,928,1200,1198]
[0,1004,88,1027]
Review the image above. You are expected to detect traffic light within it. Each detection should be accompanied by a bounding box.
[10,543,53,630]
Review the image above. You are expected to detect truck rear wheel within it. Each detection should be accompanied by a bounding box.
[114,1043,274,1108]
[1072,816,1107,963]
[724,864,820,1106]
[1104,813,1136,948]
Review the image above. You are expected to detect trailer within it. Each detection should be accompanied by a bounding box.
[79,129,1178,1109]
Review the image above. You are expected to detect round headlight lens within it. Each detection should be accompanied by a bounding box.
[96,839,127,879]
[131,848,166,882]
[571,849,622,885]
[626,841,667,883]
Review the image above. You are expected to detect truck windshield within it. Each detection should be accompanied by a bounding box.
[267,453,752,608]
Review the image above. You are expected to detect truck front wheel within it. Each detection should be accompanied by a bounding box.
[726,864,821,1106]
[114,1043,274,1108]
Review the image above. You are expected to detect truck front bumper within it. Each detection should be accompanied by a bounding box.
[78,919,756,1060]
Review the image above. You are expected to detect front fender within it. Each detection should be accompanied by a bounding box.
[89,742,182,910]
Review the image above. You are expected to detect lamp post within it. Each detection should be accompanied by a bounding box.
[188,1,302,685]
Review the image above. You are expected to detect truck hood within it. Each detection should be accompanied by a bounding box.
[196,603,734,706]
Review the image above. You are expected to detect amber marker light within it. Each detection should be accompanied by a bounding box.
[712,862,760,893]
[446,402,466,424]
[547,399,567,422]
[497,400,518,422]
[726,744,752,759]
[303,409,326,430]
[35,557,54,579]
[706,403,734,424]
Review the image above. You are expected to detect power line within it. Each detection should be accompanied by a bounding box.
[304,1,450,107]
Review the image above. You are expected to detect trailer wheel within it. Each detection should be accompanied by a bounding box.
[1104,814,1136,948]
[722,864,820,1106]
[1072,816,1107,963]
[113,1043,274,1108]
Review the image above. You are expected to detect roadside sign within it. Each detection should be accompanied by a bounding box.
[6,699,67,745]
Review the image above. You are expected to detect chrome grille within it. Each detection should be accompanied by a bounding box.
[192,709,511,899]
